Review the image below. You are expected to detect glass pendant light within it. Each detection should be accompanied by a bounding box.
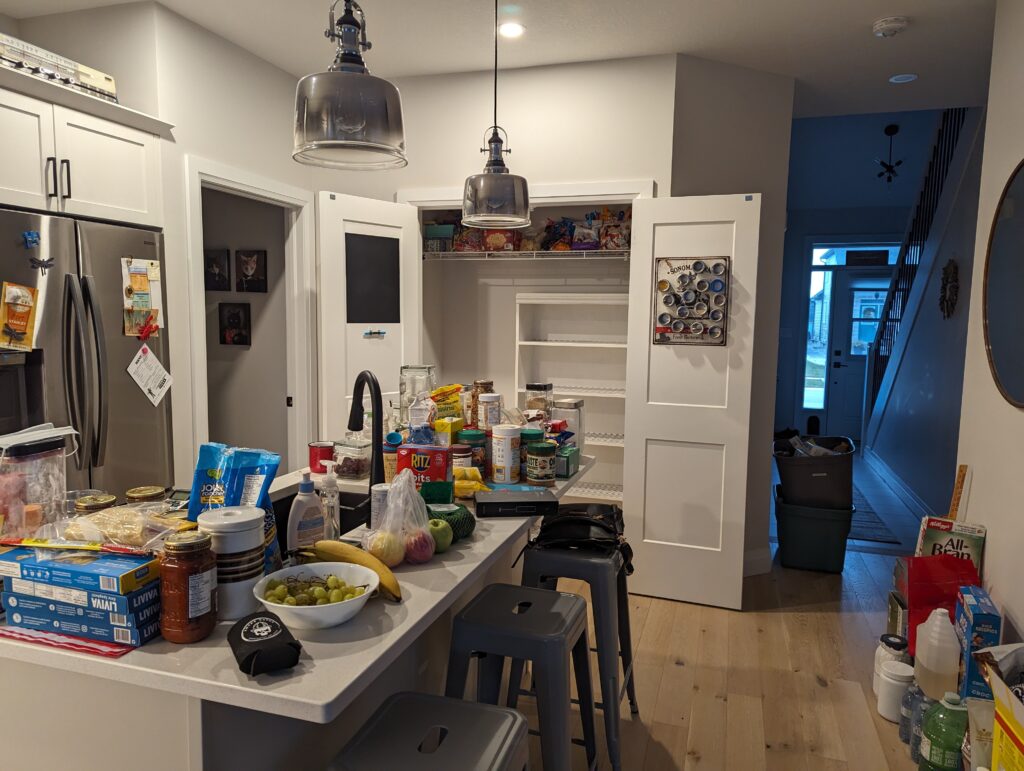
[293,1,407,170]
[461,0,530,228]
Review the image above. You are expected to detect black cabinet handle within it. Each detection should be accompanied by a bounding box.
[60,158,71,199]
[45,156,57,198]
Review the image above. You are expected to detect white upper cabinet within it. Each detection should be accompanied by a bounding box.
[0,89,57,211]
[0,88,161,226]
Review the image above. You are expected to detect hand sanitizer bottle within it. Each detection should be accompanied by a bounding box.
[320,461,341,541]
[286,471,324,558]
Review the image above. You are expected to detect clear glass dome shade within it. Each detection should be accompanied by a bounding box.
[293,70,407,170]
[462,171,530,229]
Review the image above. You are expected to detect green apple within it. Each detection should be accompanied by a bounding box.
[428,519,454,553]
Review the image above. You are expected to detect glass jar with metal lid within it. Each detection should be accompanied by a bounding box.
[525,382,554,420]
[551,398,585,455]
[160,531,218,644]
[469,379,494,427]
[126,485,167,504]
[74,493,117,515]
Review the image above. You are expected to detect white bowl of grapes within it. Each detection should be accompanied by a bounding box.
[253,563,379,630]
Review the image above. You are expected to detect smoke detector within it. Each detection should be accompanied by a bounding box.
[873,16,910,38]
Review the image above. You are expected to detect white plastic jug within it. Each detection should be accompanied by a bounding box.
[914,608,961,700]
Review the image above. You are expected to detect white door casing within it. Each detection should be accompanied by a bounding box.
[623,194,762,610]
[0,89,56,211]
[317,192,421,439]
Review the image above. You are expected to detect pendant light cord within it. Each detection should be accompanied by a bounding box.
[492,0,498,131]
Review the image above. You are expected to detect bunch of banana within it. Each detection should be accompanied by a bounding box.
[311,540,402,602]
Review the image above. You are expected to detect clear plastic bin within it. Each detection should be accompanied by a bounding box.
[0,436,67,536]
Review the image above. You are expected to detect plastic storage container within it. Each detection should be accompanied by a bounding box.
[524,382,554,419]
[196,506,264,620]
[773,435,855,508]
[477,393,502,430]
[877,660,914,722]
[551,398,585,455]
[0,436,67,535]
[873,633,911,695]
[773,485,852,573]
[914,608,961,700]
[399,364,437,425]
[334,436,372,479]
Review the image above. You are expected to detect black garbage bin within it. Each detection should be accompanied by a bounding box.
[773,435,854,509]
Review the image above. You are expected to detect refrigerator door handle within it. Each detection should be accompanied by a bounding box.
[62,275,91,472]
[82,275,109,468]
[45,157,57,199]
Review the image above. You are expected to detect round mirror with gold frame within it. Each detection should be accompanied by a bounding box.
[984,158,1024,407]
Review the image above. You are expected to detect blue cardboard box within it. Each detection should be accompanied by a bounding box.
[2,592,159,628]
[4,576,160,615]
[4,602,161,646]
[955,585,1001,699]
[0,547,158,594]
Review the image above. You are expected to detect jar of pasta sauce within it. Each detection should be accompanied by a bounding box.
[160,531,218,644]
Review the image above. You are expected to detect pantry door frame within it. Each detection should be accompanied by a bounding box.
[184,156,317,476]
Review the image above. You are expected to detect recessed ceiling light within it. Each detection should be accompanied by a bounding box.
[889,73,918,84]
[498,22,525,38]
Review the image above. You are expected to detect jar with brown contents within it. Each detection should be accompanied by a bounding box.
[160,532,218,644]
[469,379,493,427]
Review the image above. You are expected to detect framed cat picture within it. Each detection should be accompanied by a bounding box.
[235,249,267,293]
[204,249,231,292]
[219,302,251,346]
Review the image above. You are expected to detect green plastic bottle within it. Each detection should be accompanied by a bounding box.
[917,692,968,770]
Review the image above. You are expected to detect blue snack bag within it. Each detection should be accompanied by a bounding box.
[188,443,230,521]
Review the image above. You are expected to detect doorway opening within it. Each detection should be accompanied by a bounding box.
[798,242,899,441]
[200,188,292,469]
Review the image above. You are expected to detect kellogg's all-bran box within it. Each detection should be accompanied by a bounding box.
[396,445,451,489]
[915,516,986,578]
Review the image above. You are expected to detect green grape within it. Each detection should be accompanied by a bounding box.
[316,598,329,606]
[343,592,355,602]
[353,587,365,597]
[283,595,297,606]
[326,575,340,590]
[294,592,312,606]
[266,579,282,590]
[329,589,345,603]
[312,586,328,600]
[264,591,279,603]
[273,585,289,601]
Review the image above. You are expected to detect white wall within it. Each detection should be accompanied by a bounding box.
[0,12,19,36]
[957,0,1024,635]
[202,188,289,468]
[671,53,796,574]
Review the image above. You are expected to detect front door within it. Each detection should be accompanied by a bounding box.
[623,194,762,610]
[825,271,889,441]
[317,193,421,439]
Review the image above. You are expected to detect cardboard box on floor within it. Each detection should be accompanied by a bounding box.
[983,660,1024,770]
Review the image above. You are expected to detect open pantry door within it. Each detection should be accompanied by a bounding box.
[623,194,762,610]
[317,192,421,438]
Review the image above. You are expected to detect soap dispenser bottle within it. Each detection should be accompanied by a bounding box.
[286,471,325,557]
[320,461,341,541]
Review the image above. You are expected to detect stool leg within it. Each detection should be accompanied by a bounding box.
[617,567,639,715]
[444,640,473,700]
[509,554,554,708]
[591,572,623,769]
[506,658,526,709]
[534,651,573,771]
[572,629,598,769]
[477,652,505,705]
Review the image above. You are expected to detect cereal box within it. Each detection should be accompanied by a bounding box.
[956,585,1001,699]
[915,516,986,577]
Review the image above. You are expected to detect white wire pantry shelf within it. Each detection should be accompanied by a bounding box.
[518,340,628,349]
[586,432,625,448]
[518,384,626,399]
[424,250,629,262]
[566,482,624,502]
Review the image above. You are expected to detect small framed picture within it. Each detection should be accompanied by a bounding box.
[203,249,231,292]
[235,249,267,293]
[219,303,251,346]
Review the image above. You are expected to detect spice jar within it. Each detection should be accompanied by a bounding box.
[74,493,117,515]
[469,379,494,426]
[160,531,218,644]
[457,429,487,473]
[525,383,554,420]
[452,444,472,469]
[126,485,167,504]
[519,427,545,480]
[477,393,502,430]
[527,441,557,487]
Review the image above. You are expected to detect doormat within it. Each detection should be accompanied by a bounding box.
[849,486,900,544]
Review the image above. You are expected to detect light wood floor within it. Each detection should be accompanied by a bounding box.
[514,550,914,769]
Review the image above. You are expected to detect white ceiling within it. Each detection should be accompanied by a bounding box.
[0,0,996,116]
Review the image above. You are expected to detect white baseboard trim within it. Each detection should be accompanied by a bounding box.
[744,544,773,577]
[862,448,935,520]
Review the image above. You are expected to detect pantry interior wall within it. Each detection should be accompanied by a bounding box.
[957,0,1024,636]
[0,13,19,36]
[201,188,290,469]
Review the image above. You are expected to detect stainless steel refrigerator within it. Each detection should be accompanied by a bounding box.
[0,208,172,494]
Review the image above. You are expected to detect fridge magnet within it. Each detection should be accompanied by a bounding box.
[219,303,251,346]
[121,257,164,331]
[124,308,160,338]
[127,343,172,407]
[0,282,38,352]
[652,257,729,346]
[235,250,267,293]
[204,249,231,292]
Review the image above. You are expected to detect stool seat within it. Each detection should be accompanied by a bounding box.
[331,692,528,771]
[457,582,587,644]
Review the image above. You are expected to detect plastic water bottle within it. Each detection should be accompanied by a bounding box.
[918,692,968,770]
[914,609,961,700]
[910,693,936,762]
[899,681,922,745]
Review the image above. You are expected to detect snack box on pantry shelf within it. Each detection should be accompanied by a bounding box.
[5,604,161,646]
[915,515,986,577]
[396,445,452,489]
[2,591,159,629]
[0,546,159,595]
[955,585,1001,700]
[5,576,160,614]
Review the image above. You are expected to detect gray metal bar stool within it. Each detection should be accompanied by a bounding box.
[331,691,529,770]
[508,548,638,771]
[445,582,597,771]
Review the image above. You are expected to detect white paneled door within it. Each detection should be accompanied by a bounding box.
[623,194,762,610]
[317,192,421,438]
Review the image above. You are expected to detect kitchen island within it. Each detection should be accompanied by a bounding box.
[0,460,593,770]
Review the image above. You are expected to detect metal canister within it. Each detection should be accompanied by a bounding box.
[370,483,391,531]
[74,493,117,514]
[126,485,167,503]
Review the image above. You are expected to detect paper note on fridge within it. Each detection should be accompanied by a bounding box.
[127,344,172,406]
[120,258,164,327]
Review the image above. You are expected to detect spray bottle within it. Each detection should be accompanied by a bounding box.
[320,460,341,541]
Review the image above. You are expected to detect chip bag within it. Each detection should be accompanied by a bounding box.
[430,384,463,419]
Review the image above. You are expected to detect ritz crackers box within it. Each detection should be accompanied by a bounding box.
[396,445,452,489]
[955,585,1001,699]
